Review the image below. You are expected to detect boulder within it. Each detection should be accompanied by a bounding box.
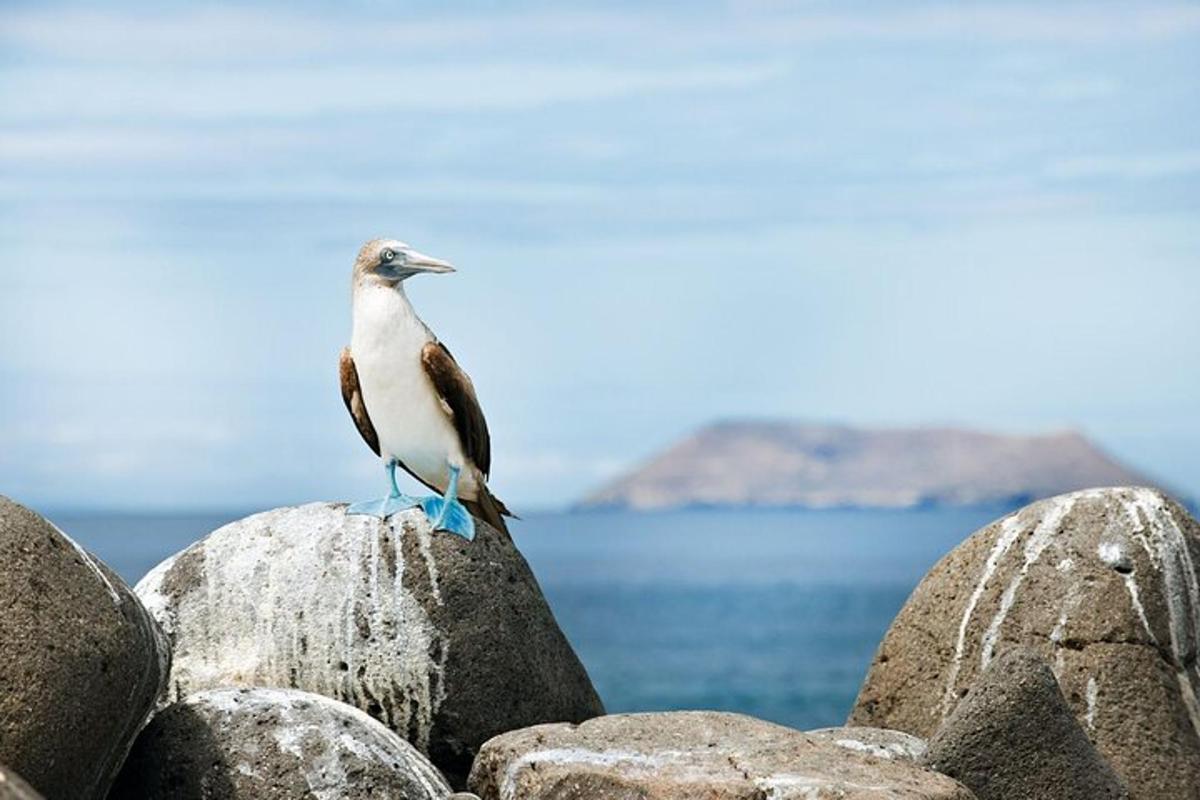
[0,767,43,800]
[109,687,450,799]
[849,487,1200,798]
[806,726,927,762]
[0,496,169,800]
[136,503,603,786]
[468,711,976,799]
[921,648,1128,799]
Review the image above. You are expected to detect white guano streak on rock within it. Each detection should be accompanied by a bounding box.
[410,517,444,606]
[942,512,1025,716]
[979,496,1077,671]
[1121,490,1200,738]
[756,774,902,799]
[1049,556,1083,680]
[829,738,913,761]
[190,688,449,800]
[1097,537,1157,642]
[1096,541,1126,569]
[1123,572,1155,643]
[1085,677,1099,731]
[150,505,448,755]
[1050,559,1082,645]
[501,748,699,800]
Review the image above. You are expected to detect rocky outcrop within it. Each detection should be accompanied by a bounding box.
[850,487,1200,798]
[468,711,976,799]
[921,648,1127,799]
[136,503,603,786]
[109,687,450,799]
[806,726,927,762]
[0,496,169,800]
[0,767,42,800]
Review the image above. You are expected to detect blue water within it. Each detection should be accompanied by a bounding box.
[47,507,1002,731]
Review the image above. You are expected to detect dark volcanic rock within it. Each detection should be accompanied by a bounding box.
[921,649,1128,800]
[110,687,450,799]
[0,766,43,800]
[0,496,168,800]
[136,504,603,787]
[468,711,976,799]
[849,487,1200,799]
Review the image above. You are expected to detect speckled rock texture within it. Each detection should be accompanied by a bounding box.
[806,726,927,762]
[922,648,1128,800]
[109,687,450,799]
[0,766,43,800]
[849,487,1200,799]
[136,503,603,787]
[0,496,169,800]
[468,711,976,799]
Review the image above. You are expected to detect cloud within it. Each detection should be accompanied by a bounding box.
[1047,151,1200,180]
[749,4,1200,44]
[982,76,1119,103]
[0,60,787,122]
[6,4,1200,70]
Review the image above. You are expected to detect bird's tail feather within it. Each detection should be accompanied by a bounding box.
[465,483,514,538]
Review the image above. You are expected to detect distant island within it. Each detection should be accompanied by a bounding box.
[578,421,1155,511]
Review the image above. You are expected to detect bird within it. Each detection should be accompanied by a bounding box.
[339,238,511,539]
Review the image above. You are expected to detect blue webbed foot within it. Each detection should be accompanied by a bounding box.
[420,495,476,540]
[347,493,422,519]
[349,458,422,518]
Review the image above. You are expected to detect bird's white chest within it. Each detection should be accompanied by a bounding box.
[350,285,464,489]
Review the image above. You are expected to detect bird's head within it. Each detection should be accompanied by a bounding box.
[353,238,455,285]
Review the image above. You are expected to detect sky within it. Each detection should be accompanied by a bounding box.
[1,1,1198,511]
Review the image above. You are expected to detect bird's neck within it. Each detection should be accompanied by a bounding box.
[351,278,429,345]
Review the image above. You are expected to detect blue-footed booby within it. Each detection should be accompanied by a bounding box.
[340,238,511,539]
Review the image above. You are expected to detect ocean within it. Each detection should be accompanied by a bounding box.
[48,506,1003,731]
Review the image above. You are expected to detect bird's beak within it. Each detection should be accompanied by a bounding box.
[406,250,456,274]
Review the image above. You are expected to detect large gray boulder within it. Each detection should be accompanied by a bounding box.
[109,687,450,799]
[468,711,976,799]
[922,648,1128,799]
[0,496,169,800]
[136,503,602,786]
[850,487,1200,798]
[0,767,42,800]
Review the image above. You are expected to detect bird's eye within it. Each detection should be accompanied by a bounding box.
[381,249,396,263]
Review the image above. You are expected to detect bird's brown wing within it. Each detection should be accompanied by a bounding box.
[420,341,491,477]
[339,347,380,457]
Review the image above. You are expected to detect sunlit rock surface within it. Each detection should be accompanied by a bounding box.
[851,487,1200,799]
[110,687,451,799]
[136,503,603,786]
[469,711,975,800]
[0,496,168,800]
[806,726,927,763]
